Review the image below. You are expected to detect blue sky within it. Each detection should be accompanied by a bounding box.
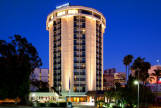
[0,0,161,72]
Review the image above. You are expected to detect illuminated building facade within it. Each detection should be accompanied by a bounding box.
[46,5,106,94]
[114,72,126,86]
[148,65,161,84]
[103,68,116,90]
[103,68,126,90]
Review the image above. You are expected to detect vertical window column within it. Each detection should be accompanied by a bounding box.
[53,19,61,92]
[73,16,86,92]
[96,21,102,90]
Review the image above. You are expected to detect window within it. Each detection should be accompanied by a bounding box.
[82,40,85,45]
[82,52,85,57]
[82,34,85,39]
[74,30,78,34]
[74,23,77,27]
[53,27,56,31]
[81,10,92,15]
[57,11,65,16]
[82,87,86,92]
[93,13,101,19]
[80,72,86,75]
[53,21,56,25]
[82,23,85,28]
[74,72,79,75]
[68,9,78,14]
[80,18,85,22]
[80,78,85,81]
[74,40,77,44]
[74,16,78,21]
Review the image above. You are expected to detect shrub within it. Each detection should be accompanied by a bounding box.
[58,102,67,107]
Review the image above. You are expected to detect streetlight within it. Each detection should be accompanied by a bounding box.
[134,80,139,108]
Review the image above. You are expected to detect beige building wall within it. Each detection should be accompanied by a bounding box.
[48,24,53,89]
[86,17,96,91]
[61,16,74,91]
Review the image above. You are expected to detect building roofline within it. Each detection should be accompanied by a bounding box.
[46,5,106,30]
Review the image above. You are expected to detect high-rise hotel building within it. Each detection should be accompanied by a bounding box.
[46,5,106,94]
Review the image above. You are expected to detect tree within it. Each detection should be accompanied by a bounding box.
[131,57,151,106]
[114,82,121,90]
[126,75,154,107]
[31,79,49,92]
[123,55,133,81]
[105,75,155,107]
[131,57,151,85]
[0,35,42,104]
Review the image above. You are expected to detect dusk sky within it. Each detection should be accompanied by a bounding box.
[0,0,161,72]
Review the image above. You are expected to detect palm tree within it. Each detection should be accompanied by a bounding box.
[131,57,151,85]
[123,55,133,81]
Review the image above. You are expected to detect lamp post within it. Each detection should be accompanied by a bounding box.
[134,80,139,108]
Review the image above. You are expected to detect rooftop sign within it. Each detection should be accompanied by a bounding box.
[56,3,70,9]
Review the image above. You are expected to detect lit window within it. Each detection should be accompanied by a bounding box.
[82,29,86,34]
[51,15,53,19]
[57,11,66,16]
[68,9,78,14]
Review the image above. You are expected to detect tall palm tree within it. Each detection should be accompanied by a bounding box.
[123,55,133,81]
[131,58,151,105]
[142,62,151,85]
